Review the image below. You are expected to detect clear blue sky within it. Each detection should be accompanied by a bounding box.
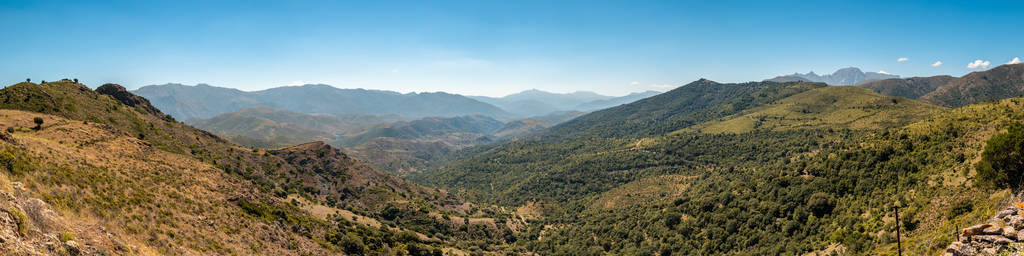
[1,0,1021,96]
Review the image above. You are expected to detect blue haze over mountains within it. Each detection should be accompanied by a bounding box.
[132,83,662,121]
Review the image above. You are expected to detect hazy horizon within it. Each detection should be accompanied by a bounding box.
[3,0,1023,97]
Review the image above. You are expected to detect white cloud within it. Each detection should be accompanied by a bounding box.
[1007,57,1022,65]
[931,61,943,67]
[967,60,991,69]
[287,81,305,86]
[877,70,891,75]
[630,81,640,86]
[391,68,400,73]
[897,57,909,62]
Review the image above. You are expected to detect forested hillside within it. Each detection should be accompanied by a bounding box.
[538,79,825,139]
[414,78,1024,255]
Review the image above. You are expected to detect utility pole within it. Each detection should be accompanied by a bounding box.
[894,204,902,256]
[893,163,903,256]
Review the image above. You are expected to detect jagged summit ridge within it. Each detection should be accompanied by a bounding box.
[767,67,899,85]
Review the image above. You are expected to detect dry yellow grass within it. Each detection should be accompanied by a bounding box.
[287,194,383,227]
[0,109,330,255]
[590,174,695,210]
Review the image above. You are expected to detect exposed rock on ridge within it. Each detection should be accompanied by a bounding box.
[946,202,1024,255]
[95,83,174,121]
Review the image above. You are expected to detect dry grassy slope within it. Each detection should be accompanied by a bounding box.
[0,109,329,255]
[1,81,457,213]
[589,175,695,211]
[684,86,946,134]
[0,81,503,254]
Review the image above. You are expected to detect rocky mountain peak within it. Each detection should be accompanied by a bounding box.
[766,67,898,85]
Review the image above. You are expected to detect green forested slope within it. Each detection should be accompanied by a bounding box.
[538,79,826,139]
[413,81,828,203]
[528,97,1024,255]
[415,78,1024,255]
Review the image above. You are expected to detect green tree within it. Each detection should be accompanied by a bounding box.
[32,117,43,130]
[976,123,1024,190]
[807,192,835,217]
[663,212,682,229]
[329,233,365,255]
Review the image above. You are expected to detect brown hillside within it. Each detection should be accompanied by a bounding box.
[920,63,1024,107]
[0,109,329,254]
[0,80,522,254]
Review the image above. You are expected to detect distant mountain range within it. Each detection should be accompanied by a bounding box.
[470,89,661,117]
[860,63,1024,107]
[133,83,512,120]
[766,67,899,85]
[134,83,659,121]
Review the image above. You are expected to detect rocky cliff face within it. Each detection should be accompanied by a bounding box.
[946,202,1024,255]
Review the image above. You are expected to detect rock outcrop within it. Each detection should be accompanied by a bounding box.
[95,83,174,121]
[946,204,1024,255]
[0,182,115,255]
